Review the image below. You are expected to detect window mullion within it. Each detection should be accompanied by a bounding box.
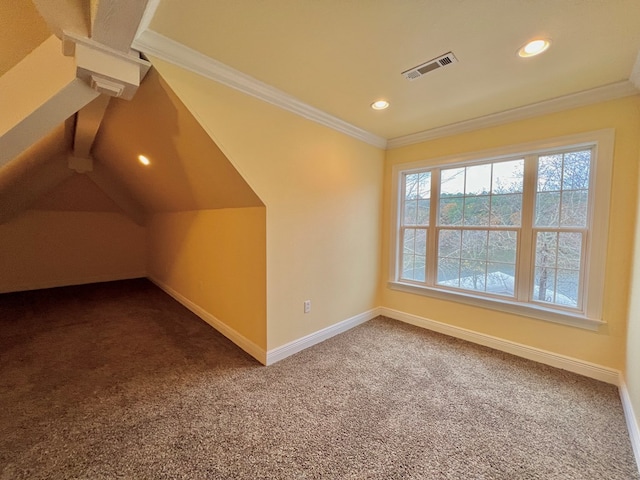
[426,168,440,285]
[517,154,537,302]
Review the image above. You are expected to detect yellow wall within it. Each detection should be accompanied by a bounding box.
[147,208,267,350]
[150,59,385,350]
[383,96,640,370]
[0,210,146,293]
[626,112,640,437]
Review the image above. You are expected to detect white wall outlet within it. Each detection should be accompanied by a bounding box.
[303,300,311,314]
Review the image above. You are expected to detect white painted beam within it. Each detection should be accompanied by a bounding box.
[0,36,98,167]
[74,95,111,158]
[92,0,149,53]
[87,161,147,225]
[0,36,100,168]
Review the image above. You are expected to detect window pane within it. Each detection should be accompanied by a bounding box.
[404,200,417,225]
[465,164,491,195]
[415,229,427,255]
[461,230,488,260]
[412,256,426,282]
[439,197,463,225]
[460,260,486,292]
[490,194,522,226]
[562,151,591,191]
[533,266,557,303]
[487,230,517,264]
[405,173,419,199]
[463,196,490,226]
[560,190,588,227]
[535,192,560,227]
[557,232,582,270]
[538,154,563,192]
[492,159,524,194]
[535,232,558,268]
[438,229,461,258]
[401,228,427,282]
[418,172,431,198]
[437,258,460,286]
[417,199,430,225]
[487,263,515,297]
[403,229,415,256]
[441,167,465,195]
[402,255,415,280]
[556,269,580,307]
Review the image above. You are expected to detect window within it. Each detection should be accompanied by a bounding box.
[390,130,614,329]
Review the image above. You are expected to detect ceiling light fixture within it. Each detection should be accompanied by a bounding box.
[518,39,551,58]
[138,154,151,166]
[371,100,390,110]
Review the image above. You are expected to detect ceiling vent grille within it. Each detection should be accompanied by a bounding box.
[402,52,458,81]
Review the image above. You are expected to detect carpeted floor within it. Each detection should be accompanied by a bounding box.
[0,279,637,479]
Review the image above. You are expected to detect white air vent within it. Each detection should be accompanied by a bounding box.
[402,52,458,81]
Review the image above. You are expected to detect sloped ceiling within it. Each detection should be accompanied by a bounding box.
[92,68,263,213]
[146,0,640,140]
[0,0,50,76]
[31,174,123,212]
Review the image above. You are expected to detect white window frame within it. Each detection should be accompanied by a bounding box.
[389,129,615,330]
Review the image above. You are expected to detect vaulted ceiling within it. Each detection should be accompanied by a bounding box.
[0,0,262,225]
[1,0,639,223]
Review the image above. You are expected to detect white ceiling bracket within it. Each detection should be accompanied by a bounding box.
[62,31,151,100]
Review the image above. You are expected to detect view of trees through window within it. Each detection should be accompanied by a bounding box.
[399,148,592,310]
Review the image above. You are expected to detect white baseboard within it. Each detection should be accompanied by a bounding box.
[379,307,620,385]
[149,276,267,365]
[0,271,147,294]
[266,307,381,365]
[620,377,640,473]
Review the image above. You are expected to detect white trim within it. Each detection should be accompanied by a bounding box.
[134,0,161,41]
[387,81,638,149]
[266,308,381,365]
[0,271,146,294]
[620,377,640,473]
[132,30,387,149]
[379,306,620,385]
[149,276,267,365]
[387,282,604,331]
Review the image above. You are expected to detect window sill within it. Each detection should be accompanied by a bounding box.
[387,281,604,331]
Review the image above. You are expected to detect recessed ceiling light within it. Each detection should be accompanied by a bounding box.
[371,100,390,110]
[518,39,551,58]
[138,155,151,166]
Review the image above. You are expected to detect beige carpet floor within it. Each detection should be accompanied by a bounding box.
[0,279,637,479]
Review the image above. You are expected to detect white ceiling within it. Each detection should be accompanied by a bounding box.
[142,0,640,144]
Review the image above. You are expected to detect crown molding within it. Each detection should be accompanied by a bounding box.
[134,0,161,41]
[132,29,387,149]
[133,28,639,151]
[387,80,639,149]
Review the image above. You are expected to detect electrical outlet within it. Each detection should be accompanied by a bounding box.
[304,300,311,314]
